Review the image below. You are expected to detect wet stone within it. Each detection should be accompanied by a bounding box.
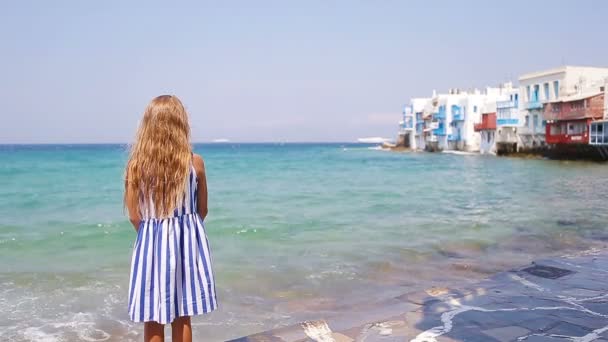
[396,291,439,306]
[581,301,608,315]
[545,321,590,337]
[228,333,285,342]
[560,287,603,298]
[523,336,568,342]
[548,310,608,329]
[481,326,531,341]
[330,332,353,342]
[460,310,537,329]
[559,278,606,291]
[451,310,503,330]
[516,317,560,333]
[233,252,608,342]
[447,328,502,342]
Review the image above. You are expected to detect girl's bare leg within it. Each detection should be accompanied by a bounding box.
[171,316,192,342]
[144,321,164,342]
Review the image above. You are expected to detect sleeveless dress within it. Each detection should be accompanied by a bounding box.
[128,164,217,324]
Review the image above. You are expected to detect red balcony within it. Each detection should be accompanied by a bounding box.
[545,119,590,144]
[474,112,496,131]
[544,93,604,121]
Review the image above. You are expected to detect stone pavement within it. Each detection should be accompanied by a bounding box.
[230,248,608,342]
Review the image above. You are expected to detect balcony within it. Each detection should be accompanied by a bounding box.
[496,100,516,109]
[525,100,543,110]
[497,118,519,126]
[544,95,604,121]
[401,117,414,131]
[434,105,447,120]
[474,113,497,132]
[518,124,546,136]
[448,134,461,142]
[433,123,446,136]
[451,105,464,121]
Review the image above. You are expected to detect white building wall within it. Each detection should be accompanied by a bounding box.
[409,97,432,151]
[562,67,608,97]
[496,87,523,143]
[461,95,484,151]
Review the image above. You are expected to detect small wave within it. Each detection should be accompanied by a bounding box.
[50,313,111,341]
[236,228,257,235]
[22,327,62,342]
[442,150,478,156]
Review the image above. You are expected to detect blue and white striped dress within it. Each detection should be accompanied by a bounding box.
[128,164,217,324]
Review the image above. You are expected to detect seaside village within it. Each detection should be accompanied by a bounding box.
[396,65,608,160]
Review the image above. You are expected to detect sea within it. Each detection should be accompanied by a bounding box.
[1,143,607,341]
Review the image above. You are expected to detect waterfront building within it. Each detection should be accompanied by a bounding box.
[475,103,497,154]
[495,84,521,154]
[399,98,432,150]
[590,80,608,152]
[426,89,485,152]
[518,66,608,152]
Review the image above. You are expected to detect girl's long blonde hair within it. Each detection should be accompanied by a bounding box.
[125,95,192,218]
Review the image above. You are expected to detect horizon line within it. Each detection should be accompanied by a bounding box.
[0,141,380,145]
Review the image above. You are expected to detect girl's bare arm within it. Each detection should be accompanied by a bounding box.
[193,154,209,220]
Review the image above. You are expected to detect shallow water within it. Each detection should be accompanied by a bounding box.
[1,144,607,341]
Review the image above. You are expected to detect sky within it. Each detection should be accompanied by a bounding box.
[1,0,607,143]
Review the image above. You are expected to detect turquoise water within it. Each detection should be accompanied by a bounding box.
[1,144,608,341]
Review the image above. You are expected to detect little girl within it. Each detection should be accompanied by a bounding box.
[124,95,217,342]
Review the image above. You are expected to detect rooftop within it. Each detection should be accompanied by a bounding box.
[519,65,608,81]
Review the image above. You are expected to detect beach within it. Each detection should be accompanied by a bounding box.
[1,143,608,341]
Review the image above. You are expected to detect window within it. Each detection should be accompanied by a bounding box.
[544,83,550,101]
[553,81,559,98]
[526,86,531,101]
[533,114,538,129]
[473,105,477,113]
[514,93,519,107]
[571,100,584,110]
[487,132,491,143]
[533,85,540,102]
[525,115,530,127]
[552,103,561,113]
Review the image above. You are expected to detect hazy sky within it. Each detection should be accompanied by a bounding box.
[1,0,607,143]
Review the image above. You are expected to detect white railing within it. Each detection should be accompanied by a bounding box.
[496,100,515,109]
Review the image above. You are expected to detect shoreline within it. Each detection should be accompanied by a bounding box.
[231,247,608,342]
[386,146,608,162]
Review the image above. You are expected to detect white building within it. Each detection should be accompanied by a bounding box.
[518,66,608,151]
[399,98,432,150]
[477,101,498,155]
[495,84,521,154]
[425,87,512,152]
